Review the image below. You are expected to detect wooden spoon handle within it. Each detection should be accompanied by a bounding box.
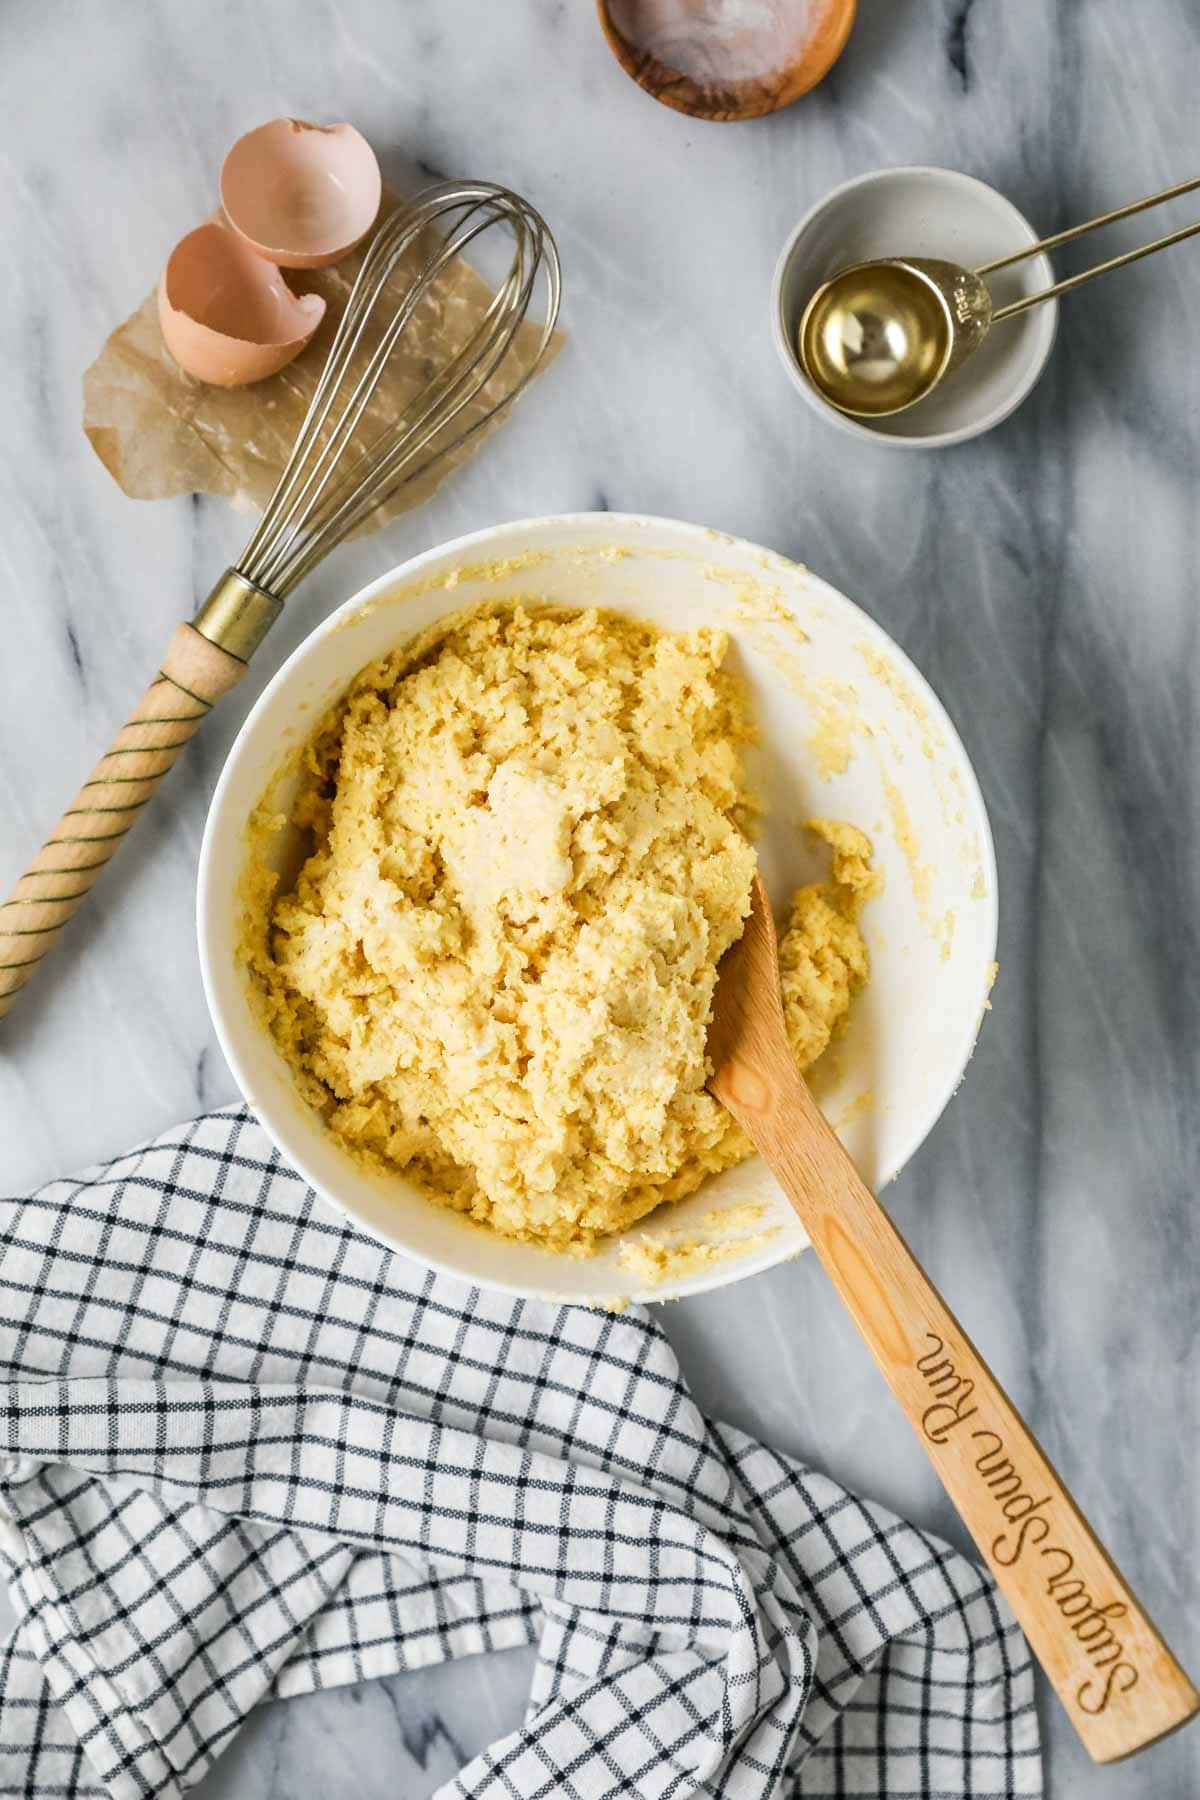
[0,623,246,1019]
[720,1052,1199,1763]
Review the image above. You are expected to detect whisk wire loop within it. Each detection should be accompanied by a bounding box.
[237,180,560,600]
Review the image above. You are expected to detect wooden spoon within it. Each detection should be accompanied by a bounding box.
[707,874,1199,1763]
[596,0,857,123]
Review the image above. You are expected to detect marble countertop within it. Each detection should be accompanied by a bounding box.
[1,2,1197,1794]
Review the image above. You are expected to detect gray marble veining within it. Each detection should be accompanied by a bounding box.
[1,2,1197,1795]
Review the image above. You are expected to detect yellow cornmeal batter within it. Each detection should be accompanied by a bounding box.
[780,818,875,1068]
[247,601,873,1255]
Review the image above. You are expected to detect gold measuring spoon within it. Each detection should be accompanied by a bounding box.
[799,174,1200,418]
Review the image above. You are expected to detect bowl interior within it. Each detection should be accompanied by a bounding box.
[199,514,997,1303]
[775,167,1057,444]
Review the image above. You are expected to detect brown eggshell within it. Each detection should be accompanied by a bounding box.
[157,222,325,387]
[220,118,382,269]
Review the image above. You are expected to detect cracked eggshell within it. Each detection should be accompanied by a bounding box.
[220,118,382,269]
[157,222,326,387]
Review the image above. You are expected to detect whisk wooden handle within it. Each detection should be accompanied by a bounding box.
[0,623,246,1018]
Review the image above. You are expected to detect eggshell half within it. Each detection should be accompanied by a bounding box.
[220,118,382,269]
[157,222,325,387]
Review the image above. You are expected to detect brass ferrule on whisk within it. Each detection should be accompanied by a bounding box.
[192,569,284,662]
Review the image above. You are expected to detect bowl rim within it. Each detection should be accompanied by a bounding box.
[197,511,999,1302]
[770,164,1059,449]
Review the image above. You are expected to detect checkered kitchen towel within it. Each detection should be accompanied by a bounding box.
[0,1107,1041,1799]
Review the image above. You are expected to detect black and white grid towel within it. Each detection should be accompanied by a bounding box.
[0,1106,1041,1799]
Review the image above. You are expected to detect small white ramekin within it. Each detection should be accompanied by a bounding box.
[772,165,1058,449]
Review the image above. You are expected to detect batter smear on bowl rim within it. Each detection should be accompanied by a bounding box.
[245,601,873,1254]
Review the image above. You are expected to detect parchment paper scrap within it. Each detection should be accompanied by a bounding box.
[83,194,562,530]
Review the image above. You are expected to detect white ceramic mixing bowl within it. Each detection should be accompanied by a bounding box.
[198,514,997,1304]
